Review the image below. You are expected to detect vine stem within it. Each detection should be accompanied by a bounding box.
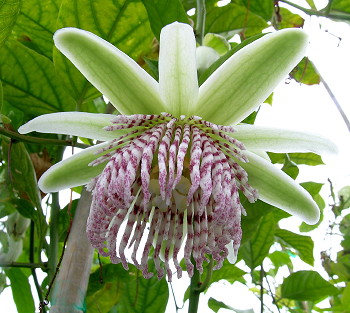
[196,0,206,45]
[188,258,214,313]
[49,188,93,313]
[280,0,350,21]
[47,146,65,282]
[0,126,89,149]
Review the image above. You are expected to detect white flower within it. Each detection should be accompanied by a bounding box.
[19,22,336,281]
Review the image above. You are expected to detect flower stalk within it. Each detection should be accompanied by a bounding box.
[50,188,93,313]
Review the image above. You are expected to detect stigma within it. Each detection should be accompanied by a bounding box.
[86,113,258,281]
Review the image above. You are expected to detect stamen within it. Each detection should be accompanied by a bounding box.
[86,113,258,280]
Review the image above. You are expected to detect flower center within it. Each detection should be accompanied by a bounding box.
[86,113,258,281]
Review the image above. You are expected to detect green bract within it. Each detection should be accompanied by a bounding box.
[19,22,337,225]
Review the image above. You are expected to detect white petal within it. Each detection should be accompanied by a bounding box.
[195,29,309,125]
[241,151,320,224]
[235,125,338,156]
[19,112,119,141]
[158,22,198,116]
[39,142,109,192]
[54,28,165,115]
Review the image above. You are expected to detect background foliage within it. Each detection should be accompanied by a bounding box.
[0,0,349,312]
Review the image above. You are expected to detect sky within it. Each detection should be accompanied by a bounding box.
[1,1,350,312]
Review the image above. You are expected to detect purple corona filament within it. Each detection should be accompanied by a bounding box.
[86,113,258,281]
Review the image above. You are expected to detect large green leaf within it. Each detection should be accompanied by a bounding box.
[268,251,292,271]
[232,0,274,21]
[277,7,304,29]
[205,3,267,37]
[5,268,35,313]
[210,260,246,285]
[241,199,275,244]
[54,0,154,106]
[0,0,21,48]
[240,212,275,269]
[1,140,47,243]
[115,266,169,313]
[275,229,314,266]
[331,0,350,14]
[141,0,189,39]
[281,270,338,301]
[0,39,76,115]
[87,263,169,313]
[12,0,61,59]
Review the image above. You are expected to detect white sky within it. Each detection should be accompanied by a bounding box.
[1,1,350,312]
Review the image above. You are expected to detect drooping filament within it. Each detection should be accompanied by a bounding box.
[86,113,258,281]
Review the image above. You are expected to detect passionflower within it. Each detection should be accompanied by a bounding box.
[19,22,336,281]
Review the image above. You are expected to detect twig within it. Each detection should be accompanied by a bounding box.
[319,74,350,132]
[0,127,89,149]
[169,282,183,313]
[264,271,281,313]
[260,266,264,313]
[30,221,46,313]
[0,262,47,269]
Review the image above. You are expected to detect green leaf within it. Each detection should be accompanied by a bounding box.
[291,57,320,85]
[2,141,41,209]
[54,0,154,106]
[12,0,60,59]
[0,39,76,115]
[281,270,338,302]
[205,4,267,37]
[208,297,254,313]
[87,263,169,313]
[143,57,159,80]
[5,268,35,313]
[269,251,292,268]
[300,182,324,197]
[240,212,275,269]
[275,229,314,266]
[241,199,275,244]
[339,186,350,210]
[0,174,16,218]
[342,284,350,307]
[331,0,350,15]
[281,155,299,179]
[0,0,21,48]
[141,0,189,39]
[268,152,324,166]
[0,271,6,293]
[277,7,304,29]
[86,264,128,313]
[1,140,47,242]
[210,260,246,285]
[232,0,274,21]
[114,266,169,313]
